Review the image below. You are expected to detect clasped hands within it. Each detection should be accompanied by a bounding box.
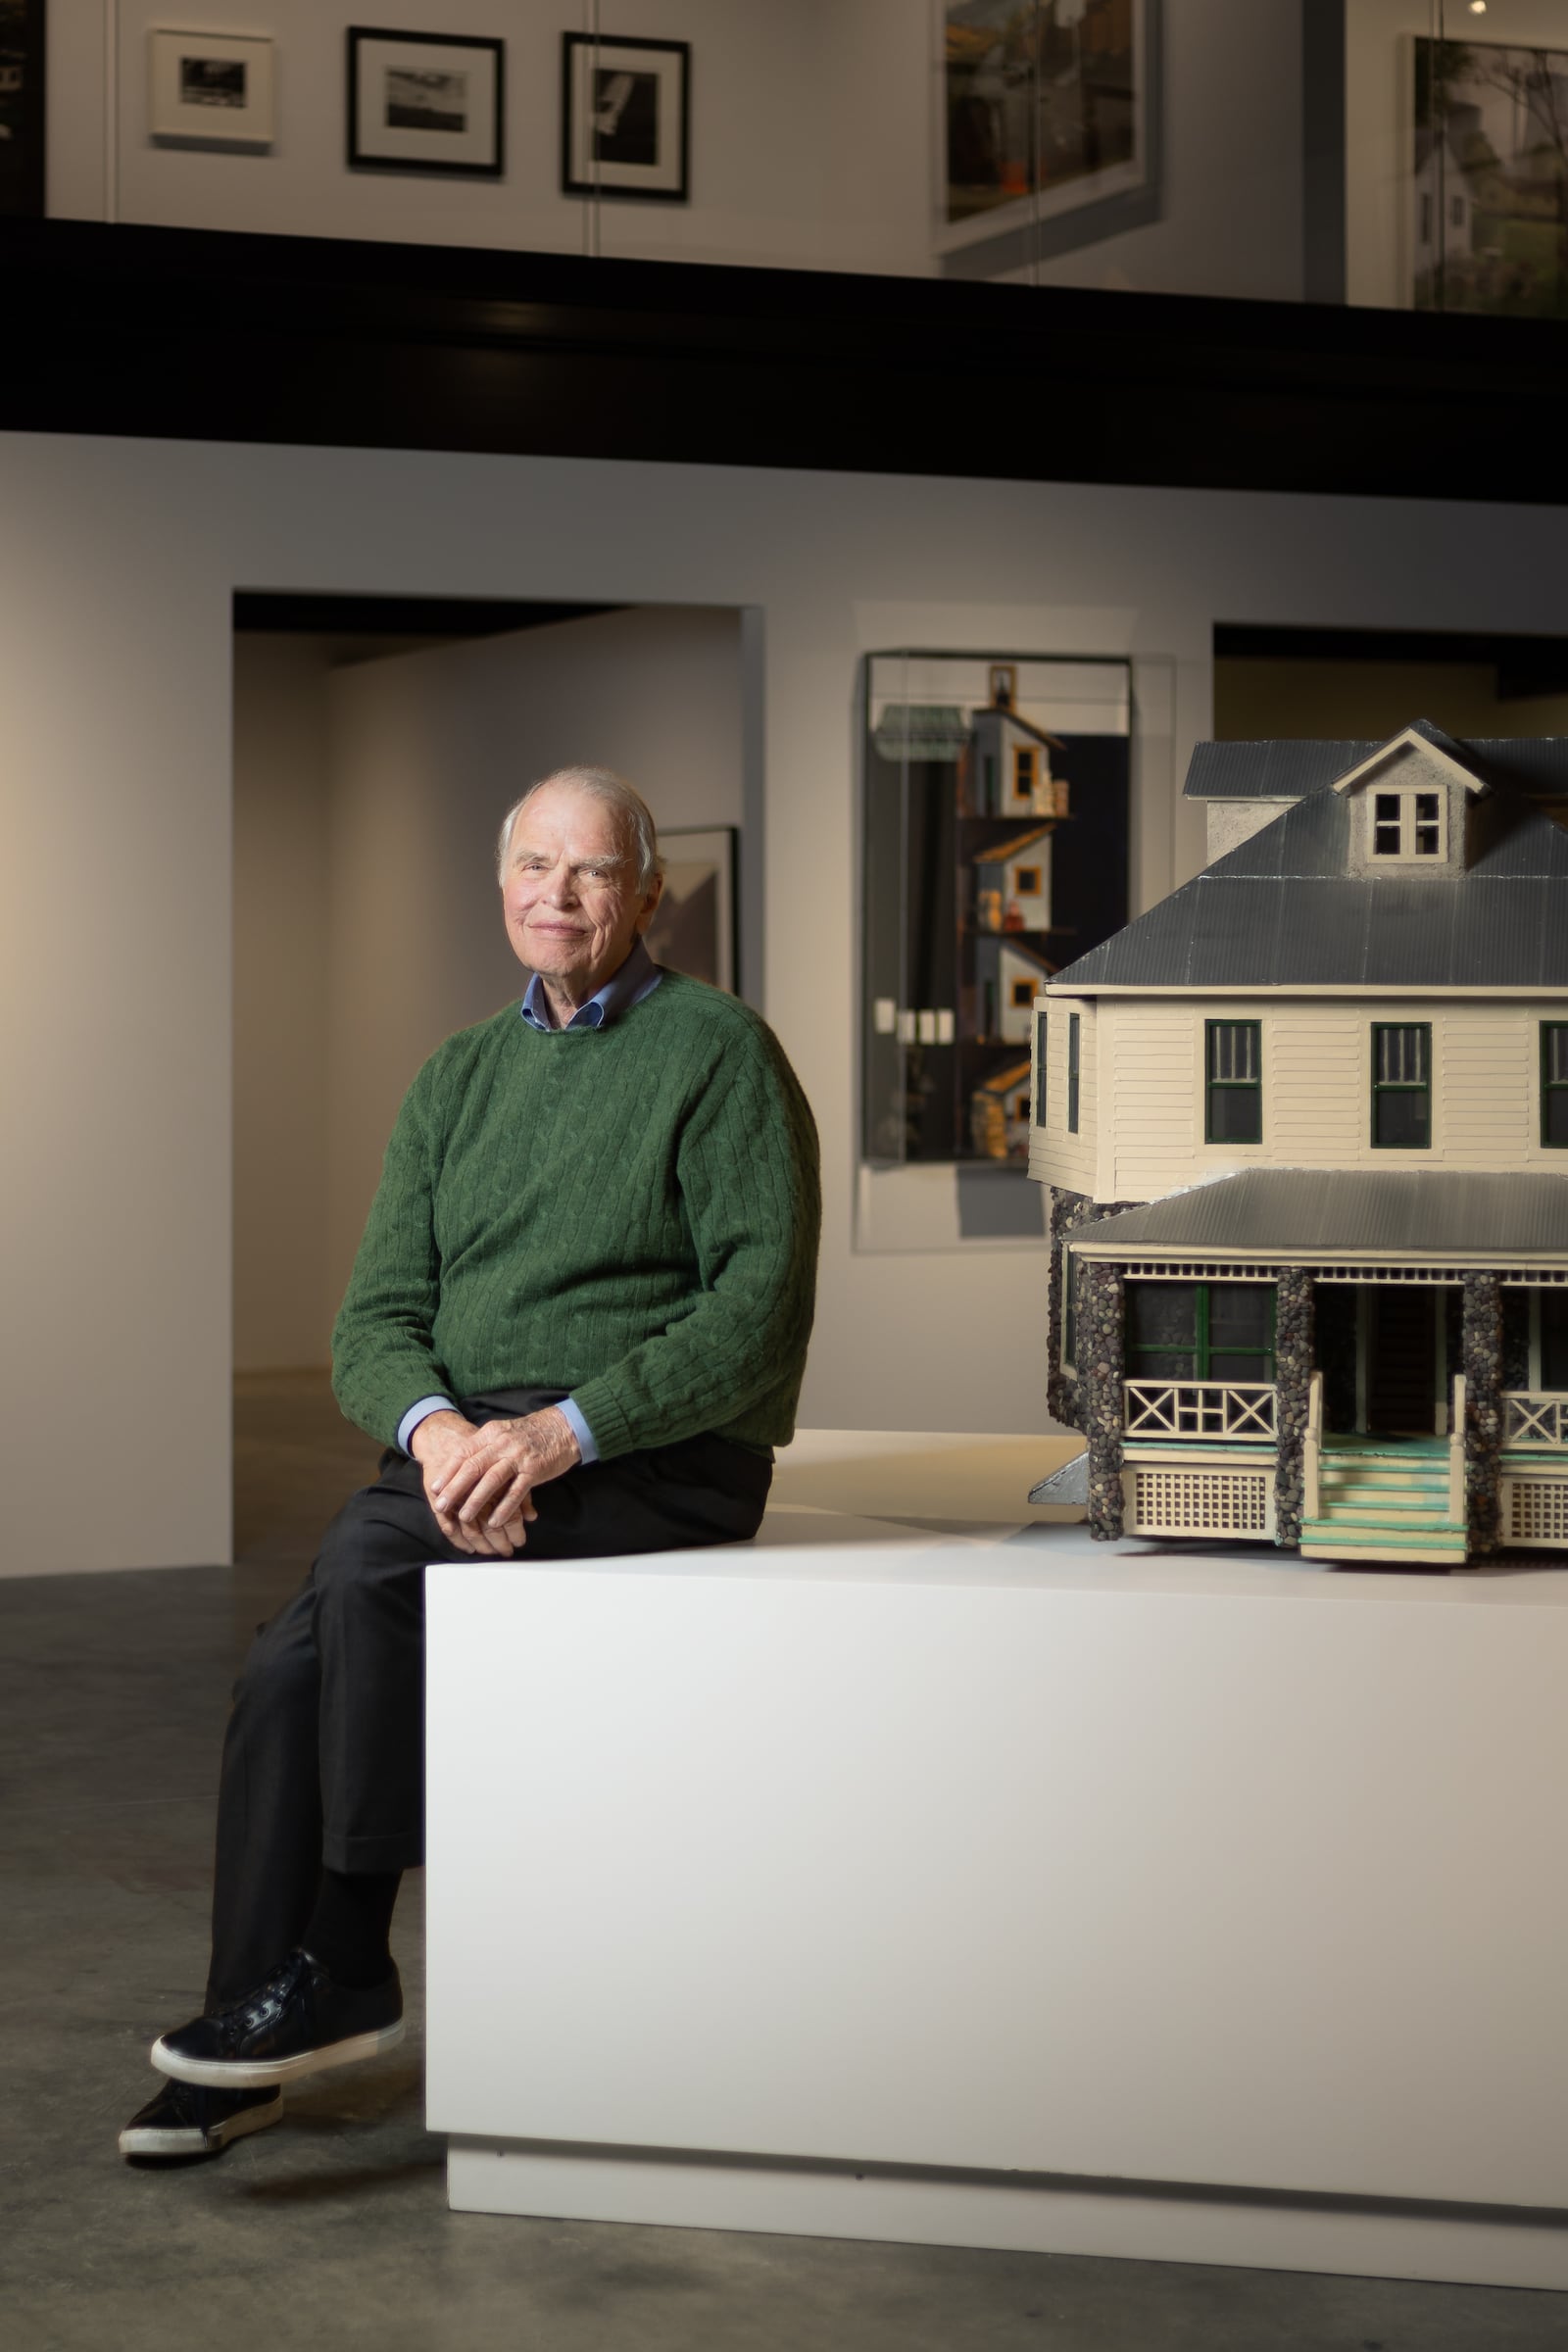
[409,1405,581,1557]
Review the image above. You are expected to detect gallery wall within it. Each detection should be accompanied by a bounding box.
[45,0,1303,301]
[6,431,1567,1574]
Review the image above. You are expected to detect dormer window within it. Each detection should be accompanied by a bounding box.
[1371,787,1445,860]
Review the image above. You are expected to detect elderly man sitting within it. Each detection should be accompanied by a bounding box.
[121,766,820,2161]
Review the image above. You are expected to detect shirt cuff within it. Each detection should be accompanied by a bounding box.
[397,1395,457,1455]
[557,1396,598,1465]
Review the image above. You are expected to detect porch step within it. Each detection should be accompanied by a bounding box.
[1317,1484,1449,1515]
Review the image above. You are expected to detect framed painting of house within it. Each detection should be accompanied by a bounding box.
[861,651,1130,1169]
[645,826,736,994]
[0,0,45,218]
[1411,33,1568,318]
[938,0,1161,280]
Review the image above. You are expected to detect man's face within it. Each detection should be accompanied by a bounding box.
[500,783,662,996]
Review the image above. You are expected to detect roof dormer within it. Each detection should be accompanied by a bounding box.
[1332,722,1486,878]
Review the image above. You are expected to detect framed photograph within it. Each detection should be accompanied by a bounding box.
[938,0,1160,278]
[149,29,274,148]
[1410,34,1568,319]
[0,0,45,216]
[561,33,689,204]
[645,827,736,994]
[347,27,504,177]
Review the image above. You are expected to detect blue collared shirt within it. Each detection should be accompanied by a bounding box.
[396,938,663,1464]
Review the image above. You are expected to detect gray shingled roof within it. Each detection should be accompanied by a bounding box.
[1055,749,1568,990]
[1069,1169,1568,1261]
[1186,729,1568,801]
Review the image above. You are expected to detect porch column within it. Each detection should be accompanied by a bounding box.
[1082,1261,1125,1542]
[1462,1271,1502,1557]
[1272,1267,1314,1547]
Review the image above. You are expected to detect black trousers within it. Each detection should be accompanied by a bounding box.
[207,1390,771,2008]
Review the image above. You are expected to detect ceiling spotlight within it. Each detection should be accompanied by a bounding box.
[1469,1,1487,13]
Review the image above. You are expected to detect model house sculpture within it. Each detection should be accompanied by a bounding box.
[961,669,1069,817]
[1028,721,1568,1565]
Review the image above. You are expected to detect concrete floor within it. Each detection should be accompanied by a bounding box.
[2,1374,1564,2352]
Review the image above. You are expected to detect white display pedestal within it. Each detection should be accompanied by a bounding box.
[424,1432,1568,2290]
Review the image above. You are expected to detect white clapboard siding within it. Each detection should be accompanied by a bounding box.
[1438,1007,1533,1164]
[1029,996,1568,1207]
[1029,1001,1097,1195]
[1270,1008,1363,1165]
[1107,1002,1199,1203]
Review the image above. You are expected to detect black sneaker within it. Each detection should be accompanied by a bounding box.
[150,1948,404,2089]
[119,2078,283,2160]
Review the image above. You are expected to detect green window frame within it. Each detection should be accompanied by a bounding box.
[1033,1010,1048,1128]
[1371,1022,1432,1150]
[1543,1022,1568,1149]
[1204,1019,1261,1144]
[1067,1012,1080,1133]
[1125,1281,1277,1384]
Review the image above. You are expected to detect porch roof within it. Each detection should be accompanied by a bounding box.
[1068,1169,1568,1267]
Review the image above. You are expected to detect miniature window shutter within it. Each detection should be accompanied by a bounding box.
[1033,1010,1048,1128]
[1205,1019,1261,1144]
[1371,1022,1432,1148]
[1067,1013,1080,1132]
[1543,1023,1568,1149]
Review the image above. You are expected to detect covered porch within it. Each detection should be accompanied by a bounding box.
[1064,1170,1568,1565]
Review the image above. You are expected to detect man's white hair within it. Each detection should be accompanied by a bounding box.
[496,766,662,891]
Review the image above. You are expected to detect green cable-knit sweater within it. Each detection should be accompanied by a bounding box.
[331,972,821,1460]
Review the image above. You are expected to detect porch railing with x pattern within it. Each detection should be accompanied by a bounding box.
[1123,1381,1277,1442]
[1502,1392,1568,1448]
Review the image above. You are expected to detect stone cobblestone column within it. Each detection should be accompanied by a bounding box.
[1462,1271,1502,1558]
[1272,1267,1314,1547]
[1081,1261,1125,1542]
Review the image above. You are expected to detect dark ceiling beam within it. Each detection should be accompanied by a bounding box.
[2,218,1565,506]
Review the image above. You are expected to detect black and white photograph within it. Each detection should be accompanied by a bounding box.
[179,56,246,110]
[643,827,737,994]
[347,27,503,176]
[562,32,690,203]
[384,66,467,135]
[148,28,274,149]
[0,0,45,216]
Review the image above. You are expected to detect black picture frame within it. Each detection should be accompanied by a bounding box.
[0,0,46,220]
[561,33,690,205]
[347,26,505,178]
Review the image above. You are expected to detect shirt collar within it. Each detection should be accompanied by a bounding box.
[519,934,662,1033]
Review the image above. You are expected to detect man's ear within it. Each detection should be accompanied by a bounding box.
[635,872,665,933]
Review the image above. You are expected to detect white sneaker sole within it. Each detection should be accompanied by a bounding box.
[119,2089,284,2158]
[150,2017,405,2089]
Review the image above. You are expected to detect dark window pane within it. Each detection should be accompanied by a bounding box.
[1207,1285,1273,1351]
[1374,793,1400,823]
[1209,1351,1269,1382]
[1127,1283,1197,1354]
[1208,1087,1261,1144]
[1128,1350,1198,1382]
[1415,824,1440,856]
[1545,1026,1568,1087]
[1375,1089,1430,1148]
[1415,793,1440,824]
[1543,1294,1568,1390]
[1545,1089,1568,1149]
[1373,823,1400,856]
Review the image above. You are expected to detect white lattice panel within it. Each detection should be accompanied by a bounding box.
[1128,1466,1273,1540]
[1503,1479,1568,1549]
